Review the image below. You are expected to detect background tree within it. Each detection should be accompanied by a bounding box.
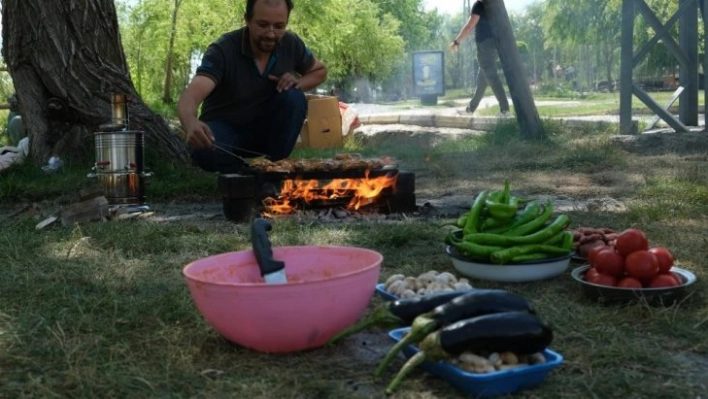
[510,3,548,86]
[118,0,239,107]
[543,0,622,88]
[1,0,190,164]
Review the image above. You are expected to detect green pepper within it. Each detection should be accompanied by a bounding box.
[481,222,517,235]
[463,190,488,235]
[490,243,571,264]
[485,196,519,220]
[507,201,541,230]
[451,240,505,261]
[510,253,555,263]
[560,230,574,251]
[456,214,468,228]
[500,179,511,204]
[487,189,504,203]
[444,231,462,246]
[502,200,554,236]
[542,231,565,246]
[480,216,511,231]
[464,215,571,247]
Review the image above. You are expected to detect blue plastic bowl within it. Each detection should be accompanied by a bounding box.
[388,327,564,398]
[375,283,398,301]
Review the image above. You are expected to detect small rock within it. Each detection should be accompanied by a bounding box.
[585,198,627,213]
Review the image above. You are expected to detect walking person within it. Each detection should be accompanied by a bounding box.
[450,0,510,116]
[177,0,328,174]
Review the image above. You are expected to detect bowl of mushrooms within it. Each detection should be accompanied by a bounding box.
[376,270,475,300]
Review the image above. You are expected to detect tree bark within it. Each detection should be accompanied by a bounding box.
[163,0,183,104]
[486,0,545,140]
[1,0,190,165]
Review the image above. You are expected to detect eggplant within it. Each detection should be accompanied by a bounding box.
[385,311,553,394]
[327,290,468,345]
[437,311,552,355]
[375,289,534,376]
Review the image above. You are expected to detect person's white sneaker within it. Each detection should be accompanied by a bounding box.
[498,111,512,118]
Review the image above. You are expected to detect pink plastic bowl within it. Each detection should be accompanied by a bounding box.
[182,245,382,353]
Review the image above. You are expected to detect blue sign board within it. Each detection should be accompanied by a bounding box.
[412,51,445,97]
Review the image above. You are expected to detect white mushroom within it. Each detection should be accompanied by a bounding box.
[400,289,417,299]
[529,352,547,365]
[386,280,407,296]
[425,281,446,294]
[384,274,405,289]
[418,270,439,278]
[436,272,458,286]
[452,281,474,291]
[459,352,491,367]
[415,274,435,290]
[403,276,418,291]
[487,352,503,367]
[500,351,519,365]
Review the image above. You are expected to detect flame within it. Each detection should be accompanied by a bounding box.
[264,171,398,215]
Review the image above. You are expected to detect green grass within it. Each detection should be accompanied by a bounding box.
[441,89,706,118]
[1,122,707,398]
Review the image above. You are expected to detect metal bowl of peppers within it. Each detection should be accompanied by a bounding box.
[446,245,572,283]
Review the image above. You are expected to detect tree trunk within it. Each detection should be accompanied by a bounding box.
[1,0,190,165]
[163,0,182,104]
[486,0,545,140]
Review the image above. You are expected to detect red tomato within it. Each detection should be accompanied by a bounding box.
[624,250,659,280]
[648,247,675,274]
[595,274,617,287]
[587,245,611,266]
[649,274,681,288]
[585,268,601,283]
[593,250,625,277]
[670,271,684,285]
[615,228,649,257]
[617,277,643,289]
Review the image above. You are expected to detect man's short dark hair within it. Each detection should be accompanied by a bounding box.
[245,0,294,21]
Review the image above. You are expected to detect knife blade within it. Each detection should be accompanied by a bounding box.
[251,218,287,284]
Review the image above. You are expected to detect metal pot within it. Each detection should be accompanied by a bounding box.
[88,171,152,206]
[93,130,144,174]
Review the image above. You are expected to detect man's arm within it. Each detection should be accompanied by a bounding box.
[450,14,481,51]
[297,58,327,92]
[268,58,328,93]
[176,75,217,149]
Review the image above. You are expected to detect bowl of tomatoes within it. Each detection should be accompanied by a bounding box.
[570,228,698,305]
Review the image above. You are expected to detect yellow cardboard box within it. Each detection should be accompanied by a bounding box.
[296,95,343,149]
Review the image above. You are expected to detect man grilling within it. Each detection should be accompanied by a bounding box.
[177,0,328,174]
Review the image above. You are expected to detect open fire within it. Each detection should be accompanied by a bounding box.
[262,171,399,215]
[218,155,417,222]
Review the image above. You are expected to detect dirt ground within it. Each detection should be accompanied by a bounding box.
[4,127,706,227]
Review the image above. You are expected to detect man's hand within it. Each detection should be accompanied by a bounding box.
[183,120,215,150]
[450,41,460,52]
[268,72,300,92]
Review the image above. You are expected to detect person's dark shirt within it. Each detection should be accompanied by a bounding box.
[472,1,493,43]
[195,27,315,127]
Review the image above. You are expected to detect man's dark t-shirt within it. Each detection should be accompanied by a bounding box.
[472,1,493,43]
[195,27,315,127]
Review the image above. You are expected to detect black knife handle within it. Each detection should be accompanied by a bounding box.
[251,218,285,276]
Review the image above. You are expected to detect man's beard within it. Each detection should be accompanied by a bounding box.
[256,37,278,53]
